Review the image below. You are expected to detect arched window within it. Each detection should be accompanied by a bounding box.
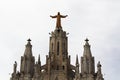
[63,66,65,70]
[57,42,59,55]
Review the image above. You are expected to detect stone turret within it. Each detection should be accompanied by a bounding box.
[20,39,35,78]
[45,16,72,80]
[96,61,104,80]
[81,38,95,80]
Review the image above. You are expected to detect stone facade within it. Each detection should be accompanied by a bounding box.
[10,12,104,80]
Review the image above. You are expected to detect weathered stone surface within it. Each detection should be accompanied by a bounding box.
[10,13,104,80]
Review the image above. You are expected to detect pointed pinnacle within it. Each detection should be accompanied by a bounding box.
[38,54,40,60]
[76,55,79,65]
[38,54,41,65]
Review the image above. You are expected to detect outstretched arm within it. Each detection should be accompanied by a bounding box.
[50,15,57,18]
[60,15,68,18]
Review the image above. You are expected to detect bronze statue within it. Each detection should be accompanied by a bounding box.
[50,12,68,28]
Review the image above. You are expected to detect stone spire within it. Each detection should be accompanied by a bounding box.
[83,38,92,59]
[75,55,79,73]
[76,55,79,66]
[50,12,67,29]
[24,39,32,57]
[38,54,41,65]
[81,38,95,75]
[20,39,35,77]
[75,55,81,80]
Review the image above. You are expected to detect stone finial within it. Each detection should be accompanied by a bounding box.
[85,38,90,45]
[85,38,89,42]
[97,61,101,67]
[83,38,92,58]
[24,39,33,57]
[26,38,32,46]
[27,38,31,42]
[97,61,102,74]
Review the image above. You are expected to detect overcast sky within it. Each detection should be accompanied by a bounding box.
[0,0,120,80]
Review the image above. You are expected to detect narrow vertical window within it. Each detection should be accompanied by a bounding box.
[63,66,65,70]
[57,65,59,70]
[57,42,59,55]
[63,43,65,50]
[52,43,53,51]
[52,65,54,69]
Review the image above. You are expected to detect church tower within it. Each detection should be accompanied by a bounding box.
[10,12,104,80]
[20,39,35,77]
[81,39,95,80]
[42,12,74,80]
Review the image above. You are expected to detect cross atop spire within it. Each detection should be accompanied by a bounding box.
[24,38,32,57]
[85,38,90,46]
[85,38,89,42]
[27,38,31,42]
[50,12,68,29]
[26,38,32,46]
[83,38,92,58]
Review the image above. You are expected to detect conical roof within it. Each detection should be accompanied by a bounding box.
[83,38,92,59]
[24,39,33,57]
